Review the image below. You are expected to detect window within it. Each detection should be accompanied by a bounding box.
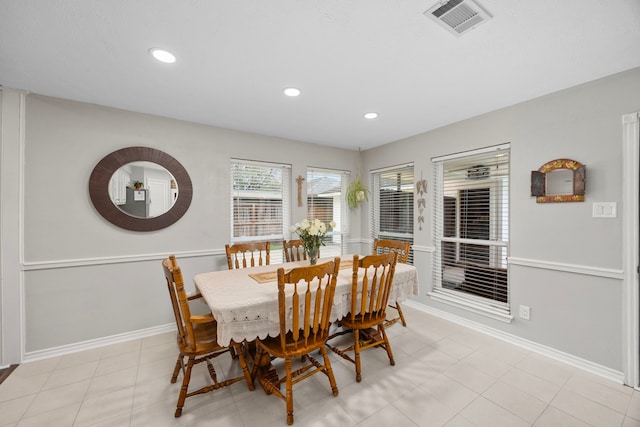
[432,144,510,319]
[306,168,350,258]
[230,159,291,263]
[370,164,414,263]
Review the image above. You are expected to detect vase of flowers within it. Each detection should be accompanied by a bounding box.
[290,218,336,265]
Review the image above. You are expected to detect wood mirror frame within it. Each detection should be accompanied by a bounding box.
[89,147,192,231]
[531,158,586,203]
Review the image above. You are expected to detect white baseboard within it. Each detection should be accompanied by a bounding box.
[22,323,176,363]
[20,301,625,386]
[403,300,625,384]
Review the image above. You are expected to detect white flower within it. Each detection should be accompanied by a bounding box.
[291,218,335,254]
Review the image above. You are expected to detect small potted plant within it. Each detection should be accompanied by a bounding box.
[346,177,368,209]
[131,180,144,190]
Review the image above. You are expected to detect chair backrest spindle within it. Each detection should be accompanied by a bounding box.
[283,239,314,262]
[349,252,398,322]
[276,258,340,352]
[373,238,410,264]
[225,242,271,270]
[163,255,196,350]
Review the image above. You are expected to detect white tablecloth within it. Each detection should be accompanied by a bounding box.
[194,255,419,346]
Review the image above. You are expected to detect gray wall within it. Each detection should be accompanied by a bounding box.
[361,67,640,371]
[20,95,361,353]
[2,67,639,374]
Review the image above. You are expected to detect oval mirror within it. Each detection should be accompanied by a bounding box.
[89,147,192,231]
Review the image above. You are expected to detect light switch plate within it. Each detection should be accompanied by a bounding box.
[592,202,617,218]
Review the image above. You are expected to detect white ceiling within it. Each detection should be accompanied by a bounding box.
[1,0,639,151]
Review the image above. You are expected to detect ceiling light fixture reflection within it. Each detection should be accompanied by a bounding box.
[284,87,301,97]
[364,112,379,119]
[149,48,176,64]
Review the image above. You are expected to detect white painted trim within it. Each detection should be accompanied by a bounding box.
[22,249,223,271]
[432,143,510,162]
[428,290,513,323]
[22,323,176,363]
[0,88,27,366]
[622,111,640,387]
[370,162,414,174]
[508,256,624,280]
[405,300,625,384]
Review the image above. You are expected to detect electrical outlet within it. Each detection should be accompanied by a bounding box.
[519,305,531,320]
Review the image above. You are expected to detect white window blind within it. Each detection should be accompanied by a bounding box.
[230,159,291,263]
[306,168,350,258]
[370,164,414,263]
[432,144,510,314]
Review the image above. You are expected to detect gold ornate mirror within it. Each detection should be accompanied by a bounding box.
[531,158,586,203]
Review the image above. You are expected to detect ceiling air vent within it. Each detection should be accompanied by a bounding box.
[424,0,492,36]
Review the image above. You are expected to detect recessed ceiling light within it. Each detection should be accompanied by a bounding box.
[364,112,379,119]
[149,48,176,64]
[284,87,301,97]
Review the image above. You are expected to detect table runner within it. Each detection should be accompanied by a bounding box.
[248,259,354,284]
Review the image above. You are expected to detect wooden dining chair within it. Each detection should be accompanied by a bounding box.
[252,258,341,425]
[162,255,254,417]
[283,239,315,262]
[225,241,270,270]
[326,252,398,382]
[373,238,411,327]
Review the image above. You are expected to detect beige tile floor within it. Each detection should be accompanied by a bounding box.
[2,306,640,427]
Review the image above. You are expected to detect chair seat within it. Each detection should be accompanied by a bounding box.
[339,312,384,330]
[256,330,328,359]
[180,321,228,356]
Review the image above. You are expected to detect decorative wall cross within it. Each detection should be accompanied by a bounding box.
[296,175,305,207]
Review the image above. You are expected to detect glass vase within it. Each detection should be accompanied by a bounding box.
[306,247,318,265]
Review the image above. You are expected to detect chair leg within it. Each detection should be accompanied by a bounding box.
[170,355,182,383]
[285,357,294,425]
[396,302,407,327]
[353,328,362,382]
[175,356,195,417]
[319,346,339,396]
[379,325,395,366]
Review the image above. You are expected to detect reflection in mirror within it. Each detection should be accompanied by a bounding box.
[545,169,573,196]
[108,161,178,218]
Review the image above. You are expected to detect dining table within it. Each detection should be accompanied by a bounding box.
[193,254,419,347]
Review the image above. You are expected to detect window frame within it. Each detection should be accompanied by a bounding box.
[369,163,414,264]
[230,159,291,263]
[430,144,511,322]
[305,167,350,258]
